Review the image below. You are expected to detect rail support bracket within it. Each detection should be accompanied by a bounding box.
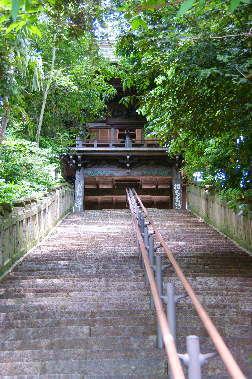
[179,335,217,379]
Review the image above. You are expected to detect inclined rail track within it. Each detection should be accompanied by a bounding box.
[126,187,246,379]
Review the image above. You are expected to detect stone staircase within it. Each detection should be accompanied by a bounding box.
[0,210,167,378]
[148,209,252,378]
[0,208,251,378]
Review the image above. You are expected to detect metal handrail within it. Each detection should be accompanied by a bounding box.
[126,188,186,379]
[130,188,246,379]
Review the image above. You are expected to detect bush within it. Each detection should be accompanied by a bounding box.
[0,136,62,203]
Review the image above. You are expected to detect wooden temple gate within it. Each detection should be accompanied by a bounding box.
[60,79,185,211]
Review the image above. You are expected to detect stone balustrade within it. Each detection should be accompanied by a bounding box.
[0,184,74,277]
[187,185,252,252]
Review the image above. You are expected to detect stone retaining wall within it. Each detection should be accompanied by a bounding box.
[187,185,252,252]
[0,184,74,277]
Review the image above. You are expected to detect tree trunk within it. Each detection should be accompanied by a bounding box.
[0,97,10,143]
[36,33,57,146]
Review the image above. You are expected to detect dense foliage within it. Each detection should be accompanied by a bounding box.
[0,134,61,202]
[116,0,252,205]
[0,1,117,202]
[0,0,251,209]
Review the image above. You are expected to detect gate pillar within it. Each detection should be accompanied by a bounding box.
[74,167,85,212]
[172,166,183,209]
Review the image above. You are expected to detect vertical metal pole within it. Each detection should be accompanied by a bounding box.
[138,212,144,267]
[148,233,154,266]
[156,254,163,349]
[144,224,149,248]
[166,283,177,344]
[187,335,201,379]
[140,215,145,236]
[148,233,155,310]
[156,255,163,296]
[143,224,149,286]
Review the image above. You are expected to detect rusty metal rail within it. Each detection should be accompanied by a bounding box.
[127,188,185,378]
[126,188,246,379]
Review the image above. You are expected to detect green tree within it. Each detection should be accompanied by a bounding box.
[116,0,251,193]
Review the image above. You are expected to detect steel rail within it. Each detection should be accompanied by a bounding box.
[132,188,246,379]
[126,189,186,379]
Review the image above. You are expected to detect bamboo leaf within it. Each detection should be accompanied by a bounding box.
[27,24,42,37]
[177,0,196,17]
[5,22,18,33]
[0,15,9,24]
[15,19,26,31]
[11,0,21,20]
[131,17,148,30]
[230,0,242,11]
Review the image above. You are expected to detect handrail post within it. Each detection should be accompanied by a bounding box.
[187,335,202,379]
[165,283,177,344]
[138,211,144,267]
[148,233,155,309]
[148,233,154,267]
[156,254,164,349]
[162,283,189,345]
[156,254,163,297]
[143,224,149,285]
[179,335,217,379]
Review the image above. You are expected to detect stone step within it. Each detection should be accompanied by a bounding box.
[0,335,157,352]
[15,263,144,272]
[0,325,91,342]
[163,278,251,291]
[0,288,149,299]
[0,278,146,290]
[174,255,251,261]
[0,375,167,379]
[0,309,155,323]
[0,323,157,342]
[0,314,156,330]
[0,311,250,334]
[0,299,150,314]
[0,293,249,314]
[5,272,145,280]
[0,341,250,377]
[0,358,167,376]
[175,323,251,338]
[25,256,140,263]
[0,346,164,363]
[165,272,252,277]
[0,290,149,303]
[0,357,167,376]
